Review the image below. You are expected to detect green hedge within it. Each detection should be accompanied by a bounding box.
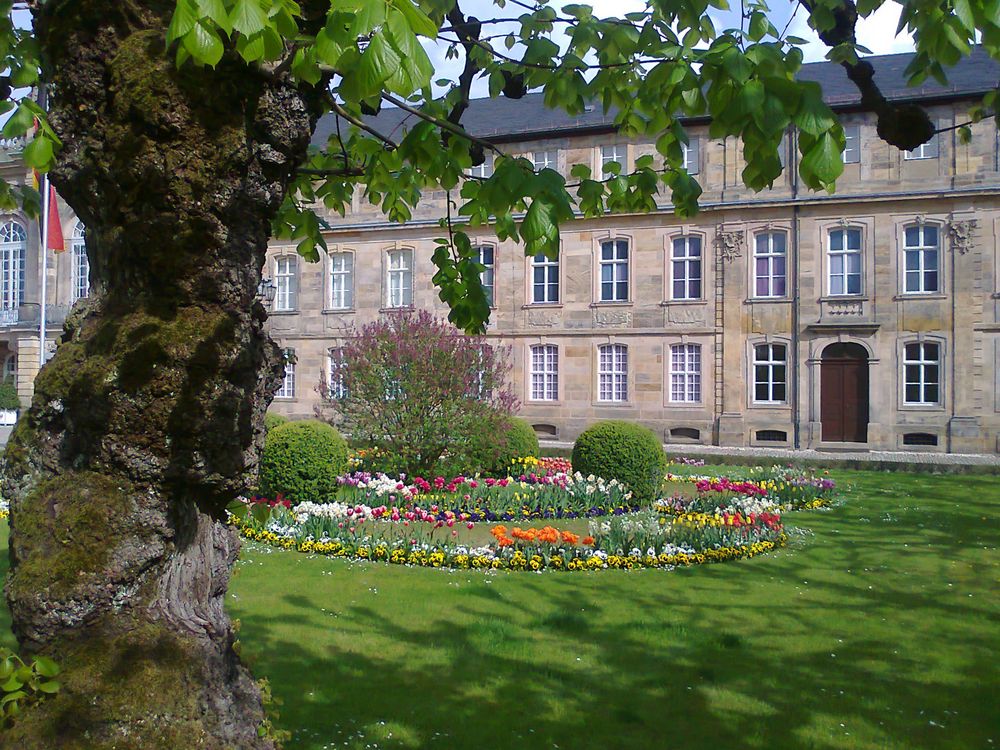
[571,421,666,502]
[445,416,540,477]
[263,412,288,432]
[259,420,348,503]
[0,379,19,411]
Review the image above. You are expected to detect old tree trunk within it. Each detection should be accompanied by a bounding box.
[3,3,324,747]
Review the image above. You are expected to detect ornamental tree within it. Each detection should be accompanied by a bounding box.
[0,0,995,746]
[320,309,517,476]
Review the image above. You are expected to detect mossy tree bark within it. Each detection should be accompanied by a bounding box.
[2,3,324,747]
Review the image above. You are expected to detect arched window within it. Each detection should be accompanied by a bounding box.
[0,221,27,310]
[72,221,90,302]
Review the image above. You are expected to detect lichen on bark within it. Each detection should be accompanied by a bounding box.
[2,3,326,746]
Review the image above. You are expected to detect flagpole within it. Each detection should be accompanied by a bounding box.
[37,83,48,368]
[39,170,48,368]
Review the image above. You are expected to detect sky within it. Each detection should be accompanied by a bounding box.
[425,0,916,97]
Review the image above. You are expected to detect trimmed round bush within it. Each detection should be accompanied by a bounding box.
[571,421,667,502]
[259,420,349,503]
[263,412,288,432]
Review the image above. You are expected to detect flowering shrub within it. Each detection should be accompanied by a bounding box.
[319,310,518,476]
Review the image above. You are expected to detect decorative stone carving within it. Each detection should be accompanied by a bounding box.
[716,229,744,261]
[526,309,560,327]
[593,309,632,327]
[667,305,707,325]
[948,218,977,254]
[827,300,863,316]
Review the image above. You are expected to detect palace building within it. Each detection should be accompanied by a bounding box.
[4,49,1000,453]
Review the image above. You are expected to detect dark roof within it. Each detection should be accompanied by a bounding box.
[312,47,1000,146]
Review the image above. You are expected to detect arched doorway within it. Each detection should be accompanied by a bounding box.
[821,342,869,443]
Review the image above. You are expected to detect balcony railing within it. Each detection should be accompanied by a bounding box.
[0,307,18,327]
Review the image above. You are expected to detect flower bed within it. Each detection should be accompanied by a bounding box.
[660,466,837,513]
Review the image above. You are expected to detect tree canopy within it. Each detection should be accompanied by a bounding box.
[2,0,998,331]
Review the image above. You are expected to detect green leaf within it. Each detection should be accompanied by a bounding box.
[167,0,199,43]
[198,0,233,35]
[230,0,269,37]
[2,103,35,139]
[37,680,60,694]
[32,657,60,679]
[800,131,844,187]
[182,22,225,66]
[356,32,402,97]
[394,0,438,38]
[22,136,53,170]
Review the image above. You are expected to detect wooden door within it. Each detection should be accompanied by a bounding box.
[821,344,869,443]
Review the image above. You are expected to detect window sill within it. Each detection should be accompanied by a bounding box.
[745,297,791,304]
[323,308,356,315]
[522,303,563,309]
[819,295,868,303]
[379,306,415,313]
[592,401,634,408]
[899,403,946,412]
[526,399,562,406]
[749,402,791,409]
[589,301,633,308]
[272,396,296,401]
[665,401,706,408]
[893,293,947,301]
[269,309,300,315]
[660,299,706,306]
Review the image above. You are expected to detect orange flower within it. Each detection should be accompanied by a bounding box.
[490,525,508,540]
[497,536,515,547]
[582,536,595,546]
[561,530,580,545]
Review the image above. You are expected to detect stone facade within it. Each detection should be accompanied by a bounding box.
[265,100,1000,455]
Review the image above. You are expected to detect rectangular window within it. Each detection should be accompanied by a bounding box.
[601,144,626,173]
[476,245,495,307]
[531,252,559,304]
[828,228,862,296]
[327,347,347,399]
[599,239,629,302]
[386,249,413,308]
[903,225,939,293]
[73,241,90,302]
[277,348,295,399]
[598,344,628,402]
[754,232,787,298]
[274,257,297,311]
[671,236,702,300]
[329,252,354,309]
[532,150,558,171]
[530,344,558,401]
[753,343,787,403]
[670,344,702,403]
[842,125,861,164]
[682,137,700,174]
[905,130,939,160]
[468,155,494,178]
[904,342,940,405]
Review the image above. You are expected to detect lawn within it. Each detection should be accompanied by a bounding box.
[2,468,998,749]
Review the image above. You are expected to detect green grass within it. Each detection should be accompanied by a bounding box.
[2,469,999,749]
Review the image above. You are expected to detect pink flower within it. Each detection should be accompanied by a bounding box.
[466,522,475,530]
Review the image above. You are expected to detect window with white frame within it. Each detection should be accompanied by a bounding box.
[71,221,90,302]
[682,137,700,174]
[475,245,495,306]
[828,227,862,296]
[671,236,702,300]
[753,232,787,298]
[469,155,494,178]
[599,239,629,302]
[670,344,701,403]
[532,150,558,171]
[274,256,297,311]
[326,347,347,399]
[531,252,559,304]
[530,344,558,401]
[277,348,295,399]
[903,224,939,293]
[601,144,626,173]
[905,130,939,160]
[597,344,628,402]
[753,343,787,403]
[0,221,26,311]
[328,252,353,309]
[842,125,861,164]
[386,249,413,308]
[903,342,940,405]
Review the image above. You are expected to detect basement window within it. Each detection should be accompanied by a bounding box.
[756,429,787,442]
[903,432,938,446]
